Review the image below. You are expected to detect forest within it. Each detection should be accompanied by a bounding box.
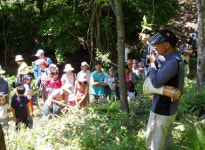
[0,0,205,150]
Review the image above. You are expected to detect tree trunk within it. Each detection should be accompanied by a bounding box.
[95,3,102,52]
[196,0,205,86]
[0,124,6,150]
[113,0,129,113]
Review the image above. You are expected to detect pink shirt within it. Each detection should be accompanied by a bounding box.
[45,89,68,107]
[45,78,62,95]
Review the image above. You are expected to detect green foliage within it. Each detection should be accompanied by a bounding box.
[95,48,111,70]
[141,15,152,33]
[178,79,205,118]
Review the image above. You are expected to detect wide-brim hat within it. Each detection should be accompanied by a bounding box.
[35,49,44,57]
[62,84,72,93]
[78,73,87,82]
[81,61,89,67]
[15,55,24,61]
[109,68,115,72]
[49,64,58,70]
[0,66,5,74]
[24,75,32,80]
[68,94,77,102]
[64,64,74,72]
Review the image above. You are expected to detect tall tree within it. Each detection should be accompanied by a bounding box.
[196,0,205,86]
[113,0,129,113]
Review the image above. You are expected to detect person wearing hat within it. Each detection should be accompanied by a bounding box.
[35,59,49,102]
[106,68,116,100]
[139,29,184,150]
[181,50,190,66]
[179,40,189,55]
[74,73,89,107]
[90,61,108,103]
[61,64,76,93]
[76,61,90,83]
[15,55,30,76]
[44,84,71,116]
[33,49,52,80]
[0,66,10,104]
[47,64,58,79]
[24,75,34,117]
[131,60,138,75]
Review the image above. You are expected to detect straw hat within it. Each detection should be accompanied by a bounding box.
[81,61,89,67]
[63,64,74,72]
[0,66,5,74]
[78,73,87,82]
[15,55,24,61]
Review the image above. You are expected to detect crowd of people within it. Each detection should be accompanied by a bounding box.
[0,28,196,149]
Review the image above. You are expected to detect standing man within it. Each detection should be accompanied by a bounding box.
[77,61,91,83]
[0,66,10,103]
[90,61,108,103]
[33,49,52,80]
[139,29,184,150]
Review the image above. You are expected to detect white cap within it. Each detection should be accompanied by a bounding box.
[81,61,89,67]
[35,49,44,57]
[15,55,24,61]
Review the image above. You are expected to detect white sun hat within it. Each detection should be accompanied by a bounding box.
[63,64,74,72]
[15,55,24,61]
[78,73,87,82]
[0,66,5,74]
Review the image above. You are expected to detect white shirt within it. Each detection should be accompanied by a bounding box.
[107,76,115,90]
[61,73,76,93]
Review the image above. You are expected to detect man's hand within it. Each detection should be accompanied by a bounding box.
[149,53,156,65]
[139,33,149,46]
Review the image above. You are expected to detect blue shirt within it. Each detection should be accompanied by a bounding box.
[0,78,10,94]
[147,44,184,115]
[90,71,108,96]
[11,94,29,119]
[33,57,52,80]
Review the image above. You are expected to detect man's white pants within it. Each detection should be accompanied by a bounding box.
[146,111,177,150]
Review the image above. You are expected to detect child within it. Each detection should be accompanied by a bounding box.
[45,70,62,96]
[74,73,89,107]
[24,75,34,116]
[184,60,190,78]
[35,59,49,102]
[107,68,116,100]
[0,93,13,128]
[47,64,58,79]
[11,86,32,129]
[61,64,76,93]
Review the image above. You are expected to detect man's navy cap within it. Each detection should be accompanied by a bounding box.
[148,32,175,46]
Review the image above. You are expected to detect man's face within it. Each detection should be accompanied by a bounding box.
[95,64,102,71]
[156,42,168,56]
[38,54,44,59]
[82,65,88,71]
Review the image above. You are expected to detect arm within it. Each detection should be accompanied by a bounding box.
[33,63,40,80]
[11,109,17,122]
[35,76,41,87]
[150,58,178,88]
[74,81,78,95]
